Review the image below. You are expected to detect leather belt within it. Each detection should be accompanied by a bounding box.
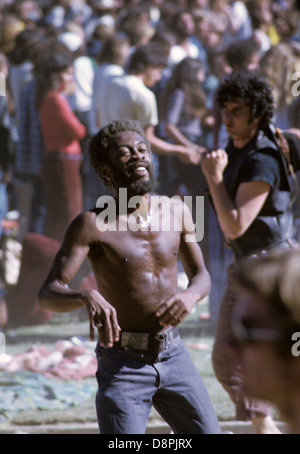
[114,327,180,355]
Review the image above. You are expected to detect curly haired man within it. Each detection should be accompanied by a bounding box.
[201,69,300,433]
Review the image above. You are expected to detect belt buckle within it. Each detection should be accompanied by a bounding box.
[121,332,149,350]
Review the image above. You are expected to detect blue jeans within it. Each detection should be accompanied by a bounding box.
[95,335,221,434]
[0,169,8,239]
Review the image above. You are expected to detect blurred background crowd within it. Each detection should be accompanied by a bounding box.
[0,0,300,329]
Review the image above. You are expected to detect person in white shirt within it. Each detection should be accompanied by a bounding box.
[89,33,131,136]
[167,9,202,70]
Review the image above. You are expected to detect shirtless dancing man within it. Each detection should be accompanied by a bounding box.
[38,119,220,434]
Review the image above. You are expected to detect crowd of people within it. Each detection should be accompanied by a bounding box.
[1,0,300,434]
[0,0,298,313]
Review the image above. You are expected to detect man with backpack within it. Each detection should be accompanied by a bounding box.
[201,69,300,433]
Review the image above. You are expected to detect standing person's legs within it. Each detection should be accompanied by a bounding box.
[207,207,233,328]
[29,176,46,235]
[0,174,8,240]
[13,178,33,241]
[95,347,157,434]
[212,265,280,433]
[152,336,221,434]
[95,334,220,434]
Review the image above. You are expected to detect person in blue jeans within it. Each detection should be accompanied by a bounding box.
[38,119,220,434]
[0,56,12,242]
[0,56,13,332]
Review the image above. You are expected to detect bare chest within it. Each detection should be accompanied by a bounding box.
[89,227,180,270]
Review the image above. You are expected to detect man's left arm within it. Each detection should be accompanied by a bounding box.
[155,202,211,328]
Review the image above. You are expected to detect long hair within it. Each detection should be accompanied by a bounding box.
[163,57,207,118]
[8,29,40,65]
[35,52,74,109]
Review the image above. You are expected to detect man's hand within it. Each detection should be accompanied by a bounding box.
[176,146,203,165]
[83,289,121,347]
[155,290,198,328]
[201,149,228,183]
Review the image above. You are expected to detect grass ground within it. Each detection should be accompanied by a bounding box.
[2,296,237,427]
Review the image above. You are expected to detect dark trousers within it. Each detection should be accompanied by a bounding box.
[212,264,271,421]
[96,335,221,434]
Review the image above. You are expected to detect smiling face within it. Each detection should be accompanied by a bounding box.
[105,130,155,195]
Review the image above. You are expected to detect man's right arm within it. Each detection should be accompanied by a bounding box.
[38,243,91,313]
[38,214,120,344]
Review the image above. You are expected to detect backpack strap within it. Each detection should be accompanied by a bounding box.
[274,127,299,205]
[275,128,293,175]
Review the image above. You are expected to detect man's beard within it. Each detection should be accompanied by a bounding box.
[112,162,156,195]
[127,177,155,195]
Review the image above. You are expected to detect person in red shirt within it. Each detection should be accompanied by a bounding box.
[36,52,86,241]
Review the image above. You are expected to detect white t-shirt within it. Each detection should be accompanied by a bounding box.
[97,74,158,130]
[89,63,125,135]
[70,56,95,113]
[168,41,201,70]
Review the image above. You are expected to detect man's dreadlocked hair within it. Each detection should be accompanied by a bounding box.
[216,69,275,131]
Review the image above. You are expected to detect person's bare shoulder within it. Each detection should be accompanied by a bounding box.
[62,210,101,248]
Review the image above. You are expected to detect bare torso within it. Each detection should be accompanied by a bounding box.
[84,200,184,332]
[39,130,209,345]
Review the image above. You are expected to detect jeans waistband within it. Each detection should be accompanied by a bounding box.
[113,327,180,355]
